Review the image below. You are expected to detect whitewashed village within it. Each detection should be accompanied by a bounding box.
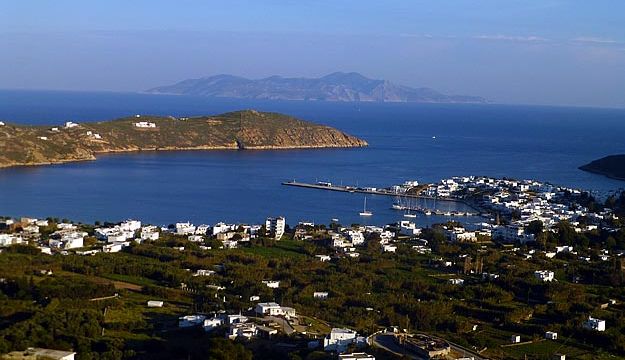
[1,176,625,360]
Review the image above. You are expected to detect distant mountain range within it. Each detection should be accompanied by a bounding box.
[146,72,487,104]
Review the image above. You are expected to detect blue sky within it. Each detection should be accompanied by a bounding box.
[2,0,625,107]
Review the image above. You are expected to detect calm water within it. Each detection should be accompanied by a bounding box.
[1,90,624,226]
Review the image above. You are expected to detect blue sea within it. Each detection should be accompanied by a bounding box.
[1,89,624,227]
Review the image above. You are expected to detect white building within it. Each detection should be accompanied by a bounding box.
[266,216,286,239]
[212,222,235,236]
[447,228,478,242]
[511,335,521,343]
[64,121,79,128]
[203,316,225,332]
[195,224,210,235]
[399,221,421,237]
[449,278,465,286]
[228,322,257,340]
[188,235,204,242]
[226,313,248,325]
[147,300,163,308]
[49,231,86,249]
[382,244,397,253]
[0,234,23,247]
[134,121,156,128]
[345,230,365,246]
[178,315,206,328]
[584,316,606,331]
[534,270,555,282]
[314,292,329,300]
[103,242,128,253]
[315,255,331,262]
[545,331,558,340]
[176,222,196,235]
[120,220,141,232]
[140,226,160,241]
[255,302,296,318]
[56,223,76,230]
[323,328,364,352]
[493,225,535,244]
[339,353,375,360]
[262,280,280,288]
[193,269,215,277]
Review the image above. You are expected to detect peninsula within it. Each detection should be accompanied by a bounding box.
[147,72,487,103]
[579,154,625,181]
[0,110,367,168]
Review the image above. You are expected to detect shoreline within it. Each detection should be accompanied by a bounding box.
[579,168,625,182]
[0,143,367,170]
[282,181,484,213]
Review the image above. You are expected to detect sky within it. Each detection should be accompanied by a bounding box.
[1,0,625,108]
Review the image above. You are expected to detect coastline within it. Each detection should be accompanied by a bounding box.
[579,167,625,182]
[579,154,625,182]
[0,142,367,170]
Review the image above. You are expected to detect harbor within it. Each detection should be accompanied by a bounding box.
[281,180,482,216]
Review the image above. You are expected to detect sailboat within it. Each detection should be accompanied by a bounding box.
[403,197,416,218]
[359,197,373,216]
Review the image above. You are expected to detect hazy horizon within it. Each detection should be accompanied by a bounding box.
[2,1,625,108]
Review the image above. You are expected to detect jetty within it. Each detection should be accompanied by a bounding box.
[282,180,486,216]
[282,180,404,196]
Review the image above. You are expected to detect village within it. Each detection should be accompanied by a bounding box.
[1,176,625,359]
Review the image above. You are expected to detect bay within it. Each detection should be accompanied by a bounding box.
[1,90,624,226]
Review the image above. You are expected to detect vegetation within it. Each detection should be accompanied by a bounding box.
[0,110,367,168]
[2,201,625,359]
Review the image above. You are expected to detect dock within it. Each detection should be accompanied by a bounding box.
[282,180,402,196]
[282,180,484,215]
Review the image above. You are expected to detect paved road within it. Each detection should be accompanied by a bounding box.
[372,334,425,360]
[266,316,295,335]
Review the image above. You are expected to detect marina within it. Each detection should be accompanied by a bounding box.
[282,180,481,216]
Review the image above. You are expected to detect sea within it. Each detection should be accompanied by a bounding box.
[1,89,624,228]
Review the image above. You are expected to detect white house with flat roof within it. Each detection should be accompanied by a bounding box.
[178,315,206,328]
[534,270,555,282]
[545,331,558,340]
[323,328,364,352]
[134,121,156,128]
[255,302,296,319]
[262,280,280,288]
[203,316,225,332]
[584,316,606,331]
[314,292,329,300]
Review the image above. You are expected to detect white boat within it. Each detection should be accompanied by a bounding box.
[404,197,416,218]
[359,197,373,216]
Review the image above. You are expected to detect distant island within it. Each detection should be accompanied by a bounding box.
[579,155,625,181]
[0,110,367,168]
[147,72,487,103]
